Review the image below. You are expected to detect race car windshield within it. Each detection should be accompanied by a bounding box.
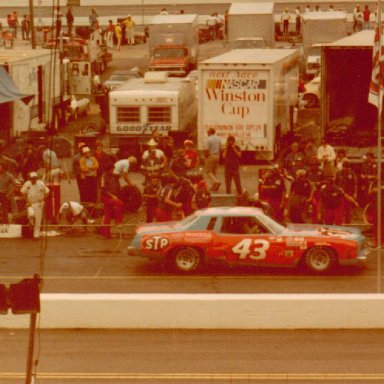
[259,214,285,235]
[173,214,198,228]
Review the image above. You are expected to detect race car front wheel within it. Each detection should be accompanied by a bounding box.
[304,247,336,274]
[172,247,202,273]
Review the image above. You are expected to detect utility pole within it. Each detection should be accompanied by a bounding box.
[29,0,36,49]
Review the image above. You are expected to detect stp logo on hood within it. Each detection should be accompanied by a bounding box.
[143,235,170,251]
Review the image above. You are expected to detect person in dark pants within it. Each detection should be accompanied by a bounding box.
[319,176,358,225]
[142,176,161,223]
[222,135,242,195]
[100,162,124,238]
[289,169,312,223]
[368,181,384,248]
[335,161,357,224]
[259,164,286,222]
[79,146,99,204]
[66,7,74,37]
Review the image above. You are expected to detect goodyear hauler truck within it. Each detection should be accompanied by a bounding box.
[198,49,299,160]
[109,71,197,152]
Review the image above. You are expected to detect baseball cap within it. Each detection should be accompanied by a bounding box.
[29,171,38,178]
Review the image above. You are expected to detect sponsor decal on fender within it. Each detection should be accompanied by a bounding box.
[143,235,170,251]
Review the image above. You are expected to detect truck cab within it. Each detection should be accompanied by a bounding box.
[150,45,192,76]
[148,14,199,77]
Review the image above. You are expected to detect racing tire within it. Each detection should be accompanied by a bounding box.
[303,93,319,108]
[172,247,202,273]
[304,246,336,274]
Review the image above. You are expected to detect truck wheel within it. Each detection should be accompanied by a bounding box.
[304,247,336,274]
[172,247,202,273]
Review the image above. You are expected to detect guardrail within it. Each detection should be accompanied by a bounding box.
[1,293,384,329]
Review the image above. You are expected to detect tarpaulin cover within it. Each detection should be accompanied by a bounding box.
[0,66,34,105]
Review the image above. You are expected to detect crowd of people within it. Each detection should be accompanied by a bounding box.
[0,132,383,244]
[279,3,375,37]
[259,137,383,246]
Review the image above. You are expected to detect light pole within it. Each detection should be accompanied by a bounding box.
[29,0,36,49]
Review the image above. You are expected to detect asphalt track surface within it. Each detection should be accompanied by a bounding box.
[1,329,384,383]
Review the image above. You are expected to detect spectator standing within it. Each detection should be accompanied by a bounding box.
[100,162,124,238]
[142,176,161,223]
[123,15,135,45]
[224,10,229,40]
[66,7,74,37]
[89,8,99,31]
[106,20,115,49]
[353,4,362,32]
[281,8,291,37]
[114,22,123,50]
[20,172,49,239]
[368,181,384,248]
[305,5,311,13]
[160,136,175,162]
[289,169,313,223]
[363,5,371,30]
[335,148,347,171]
[317,137,336,177]
[79,146,99,204]
[184,140,199,169]
[204,128,221,191]
[283,142,304,179]
[0,162,17,224]
[72,142,86,203]
[358,151,377,205]
[335,161,357,224]
[21,15,30,40]
[222,135,242,195]
[328,4,334,11]
[10,12,19,38]
[18,143,39,182]
[295,6,302,35]
[319,176,358,225]
[206,13,217,40]
[315,5,321,12]
[41,145,61,183]
[259,164,286,222]
[160,8,169,15]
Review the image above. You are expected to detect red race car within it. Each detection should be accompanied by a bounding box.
[127,207,369,274]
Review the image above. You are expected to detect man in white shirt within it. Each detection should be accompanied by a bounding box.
[317,138,336,176]
[206,13,217,40]
[20,172,49,239]
[113,156,137,186]
[281,8,291,36]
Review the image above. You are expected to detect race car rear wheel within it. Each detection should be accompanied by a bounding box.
[173,247,201,273]
[304,247,336,274]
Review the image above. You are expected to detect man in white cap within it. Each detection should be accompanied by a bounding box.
[20,172,49,239]
[113,156,137,187]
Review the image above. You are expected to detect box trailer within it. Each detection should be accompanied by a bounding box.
[198,49,299,160]
[148,14,199,76]
[302,11,348,76]
[321,30,382,156]
[227,2,275,48]
[0,48,61,140]
[109,72,197,153]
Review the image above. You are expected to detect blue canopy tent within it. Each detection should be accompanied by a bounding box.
[0,66,34,105]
